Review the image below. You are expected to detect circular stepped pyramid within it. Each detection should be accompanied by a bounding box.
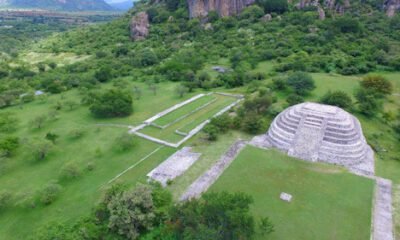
[266,102,374,175]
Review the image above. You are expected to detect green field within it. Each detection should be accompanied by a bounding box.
[153,94,216,126]
[0,80,195,239]
[209,146,375,240]
[138,94,237,143]
[20,52,91,67]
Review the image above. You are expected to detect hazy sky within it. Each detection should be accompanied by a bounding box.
[105,0,134,3]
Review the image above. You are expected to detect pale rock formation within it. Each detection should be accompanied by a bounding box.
[204,22,213,30]
[130,11,150,41]
[261,13,272,22]
[256,102,374,175]
[317,5,325,20]
[187,0,256,18]
[385,0,400,17]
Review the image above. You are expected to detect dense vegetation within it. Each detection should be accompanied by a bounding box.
[33,183,272,240]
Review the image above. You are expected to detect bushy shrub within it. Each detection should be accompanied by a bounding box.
[257,0,288,13]
[203,124,219,141]
[354,88,380,116]
[0,136,19,157]
[286,94,304,106]
[60,163,81,179]
[0,191,12,209]
[320,91,352,109]
[286,72,315,96]
[40,183,62,205]
[271,77,287,90]
[332,17,362,33]
[242,114,263,134]
[114,133,136,151]
[90,89,133,118]
[360,75,392,97]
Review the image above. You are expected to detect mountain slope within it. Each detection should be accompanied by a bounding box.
[1,0,114,11]
[106,0,133,10]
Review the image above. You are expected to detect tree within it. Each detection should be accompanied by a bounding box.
[287,72,315,96]
[31,115,47,129]
[210,114,232,133]
[242,114,263,134]
[332,17,362,33]
[114,133,136,151]
[0,113,18,132]
[149,83,157,96]
[354,88,380,116]
[320,91,352,109]
[60,163,81,179]
[286,94,304,106]
[0,136,19,157]
[360,75,393,97]
[169,192,259,240]
[94,67,112,83]
[259,217,274,237]
[203,124,219,141]
[64,100,78,110]
[133,86,142,100]
[271,77,287,91]
[107,185,155,240]
[90,89,133,118]
[31,141,52,161]
[40,182,62,205]
[242,94,272,115]
[45,132,59,144]
[175,85,188,98]
[0,191,12,209]
[48,62,57,69]
[257,0,288,13]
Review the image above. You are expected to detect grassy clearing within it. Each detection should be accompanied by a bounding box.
[154,94,216,126]
[209,146,375,240]
[138,94,237,143]
[0,81,193,240]
[19,52,91,67]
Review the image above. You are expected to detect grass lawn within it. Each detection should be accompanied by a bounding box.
[138,94,237,143]
[209,146,375,240]
[0,80,192,239]
[154,94,216,126]
[20,52,91,66]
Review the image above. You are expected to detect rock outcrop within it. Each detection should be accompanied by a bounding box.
[187,0,256,18]
[384,0,400,17]
[130,11,149,41]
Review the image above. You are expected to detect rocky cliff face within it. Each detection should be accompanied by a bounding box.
[130,11,150,41]
[187,0,256,18]
[384,0,400,17]
[186,0,398,19]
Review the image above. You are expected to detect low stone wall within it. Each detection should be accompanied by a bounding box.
[180,140,247,200]
[373,178,394,240]
[215,92,244,99]
[143,93,205,124]
[160,97,217,129]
